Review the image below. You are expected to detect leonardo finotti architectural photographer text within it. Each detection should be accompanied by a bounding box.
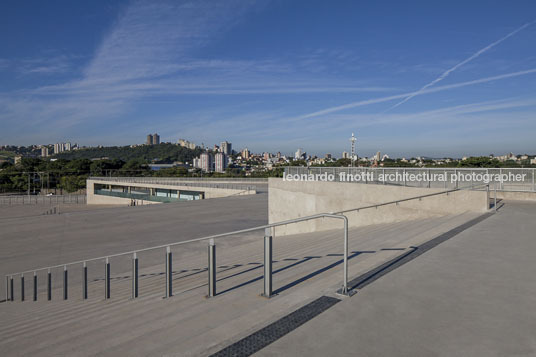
[283,171,527,184]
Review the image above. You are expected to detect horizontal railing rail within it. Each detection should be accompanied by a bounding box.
[0,194,86,206]
[4,183,494,303]
[90,176,269,183]
[335,183,489,215]
[89,177,258,191]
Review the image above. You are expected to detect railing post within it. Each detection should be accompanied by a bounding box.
[342,217,348,294]
[486,184,490,210]
[262,228,273,298]
[105,257,110,299]
[33,272,37,301]
[494,182,498,212]
[5,276,9,302]
[10,276,14,301]
[165,247,172,298]
[63,265,68,300]
[132,253,138,299]
[533,168,535,192]
[83,262,88,300]
[47,269,51,300]
[208,239,216,297]
[20,274,24,302]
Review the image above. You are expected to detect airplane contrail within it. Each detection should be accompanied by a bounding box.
[297,68,536,120]
[385,20,535,112]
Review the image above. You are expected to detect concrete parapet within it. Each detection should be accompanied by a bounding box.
[269,178,488,235]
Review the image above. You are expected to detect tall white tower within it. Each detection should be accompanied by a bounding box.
[350,133,357,167]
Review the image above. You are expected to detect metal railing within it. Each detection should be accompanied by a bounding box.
[285,167,536,192]
[4,183,495,303]
[5,213,349,302]
[89,177,258,192]
[0,195,86,206]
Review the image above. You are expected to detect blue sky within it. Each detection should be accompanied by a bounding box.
[1,0,535,158]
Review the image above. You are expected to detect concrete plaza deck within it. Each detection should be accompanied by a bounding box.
[1,194,533,356]
[258,200,536,356]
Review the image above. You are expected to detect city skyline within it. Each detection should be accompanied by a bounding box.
[1,0,536,157]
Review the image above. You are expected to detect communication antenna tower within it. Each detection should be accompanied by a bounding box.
[350,133,357,167]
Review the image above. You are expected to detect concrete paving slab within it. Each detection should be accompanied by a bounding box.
[257,201,536,357]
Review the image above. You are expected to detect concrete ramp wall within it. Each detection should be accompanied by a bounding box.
[269,178,488,235]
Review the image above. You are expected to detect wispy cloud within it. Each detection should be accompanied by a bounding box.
[386,20,535,111]
[296,68,536,120]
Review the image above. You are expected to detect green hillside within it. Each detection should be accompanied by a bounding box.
[54,143,203,163]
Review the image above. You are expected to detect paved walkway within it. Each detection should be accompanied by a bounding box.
[257,200,536,357]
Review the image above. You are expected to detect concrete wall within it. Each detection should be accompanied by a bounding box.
[269,178,489,235]
[495,190,536,201]
[87,179,256,205]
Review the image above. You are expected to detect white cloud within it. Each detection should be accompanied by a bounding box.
[295,68,536,120]
[386,20,535,111]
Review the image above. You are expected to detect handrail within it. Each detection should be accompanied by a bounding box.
[89,177,258,191]
[5,213,347,277]
[335,184,489,215]
[5,184,486,277]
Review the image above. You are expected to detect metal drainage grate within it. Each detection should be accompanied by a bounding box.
[210,296,341,357]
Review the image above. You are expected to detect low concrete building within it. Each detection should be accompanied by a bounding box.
[86,177,256,205]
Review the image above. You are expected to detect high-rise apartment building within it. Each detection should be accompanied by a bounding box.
[215,152,228,173]
[295,148,305,160]
[200,152,214,172]
[54,142,66,154]
[220,141,232,155]
[241,148,250,160]
[342,151,349,159]
[374,151,381,162]
[146,133,160,145]
[65,142,72,151]
[41,147,49,157]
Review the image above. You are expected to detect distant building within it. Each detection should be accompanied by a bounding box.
[41,147,49,157]
[215,152,228,173]
[263,152,271,161]
[325,153,332,160]
[295,148,305,160]
[342,151,349,159]
[374,151,381,162]
[241,148,251,160]
[146,133,160,145]
[14,155,22,164]
[179,139,197,150]
[54,142,69,154]
[220,141,232,155]
[200,152,213,172]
